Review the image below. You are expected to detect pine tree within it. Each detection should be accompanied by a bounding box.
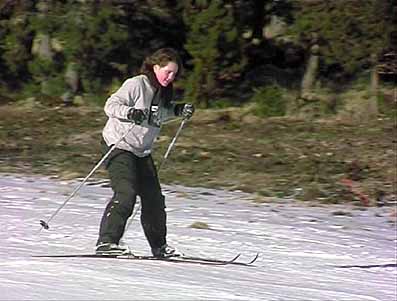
[0,1,33,88]
[183,0,243,108]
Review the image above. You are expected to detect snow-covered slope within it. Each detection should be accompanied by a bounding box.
[1,174,395,300]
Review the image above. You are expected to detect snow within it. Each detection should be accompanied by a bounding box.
[0,173,396,301]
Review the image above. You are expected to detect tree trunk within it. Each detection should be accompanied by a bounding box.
[62,62,80,106]
[31,1,54,94]
[35,34,53,61]
[368,53,379,117]
[301,44,319,95]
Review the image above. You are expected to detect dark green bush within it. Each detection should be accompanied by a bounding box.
[251,85,286,117]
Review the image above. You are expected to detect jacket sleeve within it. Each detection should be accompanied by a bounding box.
[104,78,145,120]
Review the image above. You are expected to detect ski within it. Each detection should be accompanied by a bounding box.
[32,253,259,266]
[179,253,259,266]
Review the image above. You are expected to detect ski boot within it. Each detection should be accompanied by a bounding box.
[151,244,182,258]
[95,242,132,256]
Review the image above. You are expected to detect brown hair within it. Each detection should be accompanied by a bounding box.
[140,48,183,104]
[140,48,183,78]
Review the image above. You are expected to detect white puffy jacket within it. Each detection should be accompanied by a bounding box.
[102,74,177,157]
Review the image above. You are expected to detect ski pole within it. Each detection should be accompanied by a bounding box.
[158,117,188,172]
[124,117,188,231]
[39,124,136,231]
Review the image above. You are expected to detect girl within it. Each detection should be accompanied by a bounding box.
[96,48,194,257]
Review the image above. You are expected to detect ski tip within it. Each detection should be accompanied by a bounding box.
[231,253,241,262]
[248,253,260,264]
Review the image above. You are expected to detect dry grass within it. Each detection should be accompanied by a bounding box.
[0,101,395,206]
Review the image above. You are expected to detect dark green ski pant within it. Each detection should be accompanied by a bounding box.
[97,141,167,250]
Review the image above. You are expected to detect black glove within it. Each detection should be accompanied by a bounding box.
[127,108,147,125]
[175,103,195,119]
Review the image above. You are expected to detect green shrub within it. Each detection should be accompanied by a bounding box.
[251,85,286,117]
[377,92,396,118]
[210,98,235,109]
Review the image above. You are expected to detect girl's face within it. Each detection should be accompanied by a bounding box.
[153,61,179,87]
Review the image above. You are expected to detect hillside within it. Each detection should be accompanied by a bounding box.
[0,100,395,208]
